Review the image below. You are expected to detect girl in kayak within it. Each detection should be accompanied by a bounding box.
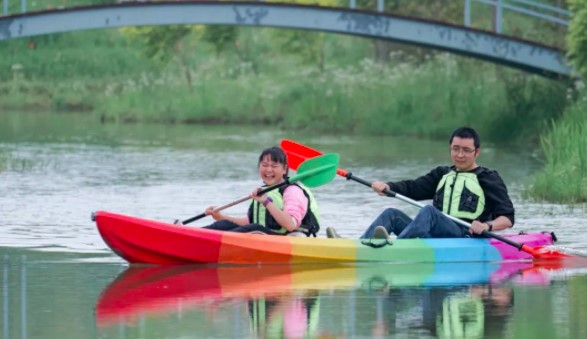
[203,146,320,236]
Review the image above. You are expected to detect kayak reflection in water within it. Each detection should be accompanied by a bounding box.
[203,146,321,236]
[249,291,321,338]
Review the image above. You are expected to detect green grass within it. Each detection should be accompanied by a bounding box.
[528,93,587,203]
[94,53,568,145]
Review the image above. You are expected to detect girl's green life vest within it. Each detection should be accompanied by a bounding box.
[247,183,320,234]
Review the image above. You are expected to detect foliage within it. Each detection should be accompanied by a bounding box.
[0,29,157,81]
[92,53,568,147]
[202,26,239,55]
[527,85,587,203]
[487,73,569,143]
[271,29,325,67]
[567,0,587,78]
[121,26,196,63]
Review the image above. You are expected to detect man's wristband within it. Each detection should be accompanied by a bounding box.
[486,221,493,231]
[263,197,273,207]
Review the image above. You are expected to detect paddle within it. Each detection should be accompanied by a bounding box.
[178,153,339,225]
[281,139,570,260]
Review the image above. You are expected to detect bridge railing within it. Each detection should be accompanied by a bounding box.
[1,0,570,48]
[341,0,569,48]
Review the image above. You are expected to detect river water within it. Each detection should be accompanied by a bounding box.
[1,111,587,338]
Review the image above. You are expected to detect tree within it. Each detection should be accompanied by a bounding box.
[121,25,197,86]
[202,25,239,55]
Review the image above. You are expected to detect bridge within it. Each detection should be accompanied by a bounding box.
[0,0,572,77]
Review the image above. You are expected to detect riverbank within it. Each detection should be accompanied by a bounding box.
[1,30,569,141]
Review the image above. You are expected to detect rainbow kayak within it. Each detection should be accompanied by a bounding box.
[93,211,556,264]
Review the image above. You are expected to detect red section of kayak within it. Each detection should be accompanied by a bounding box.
[95,211,223,264]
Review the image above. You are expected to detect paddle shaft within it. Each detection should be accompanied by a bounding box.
[181,180,290,225]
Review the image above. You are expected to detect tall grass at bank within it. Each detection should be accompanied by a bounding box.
[0,30,157,110]
[0,30,152,81]
[528,93,587,203]
[97,54,568,143]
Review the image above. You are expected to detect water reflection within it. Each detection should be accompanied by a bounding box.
[3,253,587,339]
[1,251,121,339]
[94,262,582,338]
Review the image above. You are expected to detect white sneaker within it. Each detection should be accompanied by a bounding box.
[326,227,341,238]
[373,226,389,239]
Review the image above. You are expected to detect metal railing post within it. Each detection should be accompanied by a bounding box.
[377,0,383,12]
[3,256,8,339]
[21,0,26,14]
[349,0,356,10]
[464,0,471,27]
[495,0,503,33]
[3,0,8,15]
[21,255,27,339]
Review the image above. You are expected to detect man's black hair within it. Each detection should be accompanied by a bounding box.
[450,127,480,148]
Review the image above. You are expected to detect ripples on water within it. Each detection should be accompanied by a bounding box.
[0,112,586,258]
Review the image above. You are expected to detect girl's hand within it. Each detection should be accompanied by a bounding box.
[205,206,222,221]
[250,187,266,203]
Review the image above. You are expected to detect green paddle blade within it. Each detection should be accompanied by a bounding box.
[289,153,339,188]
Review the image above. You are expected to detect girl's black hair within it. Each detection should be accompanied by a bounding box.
[258,146,289,177]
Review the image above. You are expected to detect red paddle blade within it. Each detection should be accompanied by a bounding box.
[281,139,323,170]
[522,245,572,260]
[281,139,349,176]
[284,151,307,171]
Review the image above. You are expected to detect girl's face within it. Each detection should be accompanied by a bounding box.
[258,155,287,186]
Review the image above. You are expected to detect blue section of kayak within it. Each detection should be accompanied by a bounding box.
[425,238,503,263]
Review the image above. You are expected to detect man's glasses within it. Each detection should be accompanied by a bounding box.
[450,146,476,155]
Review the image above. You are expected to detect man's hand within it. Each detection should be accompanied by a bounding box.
[470,220,490,235]
[371,181,390,196]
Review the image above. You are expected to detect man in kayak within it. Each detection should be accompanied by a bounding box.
[327,127,514,239]
[203,146,321,236]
